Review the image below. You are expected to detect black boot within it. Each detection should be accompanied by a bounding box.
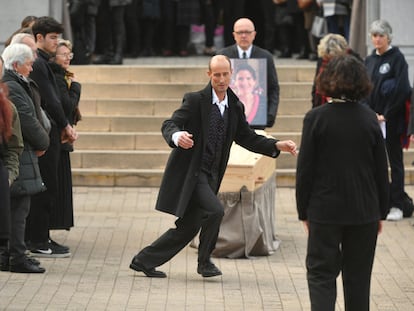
[10,255,45,273]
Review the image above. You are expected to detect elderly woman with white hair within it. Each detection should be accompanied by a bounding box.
[365,19,411,222]
[1,43,50,273]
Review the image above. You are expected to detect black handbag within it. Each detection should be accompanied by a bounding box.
[10,150,46,196]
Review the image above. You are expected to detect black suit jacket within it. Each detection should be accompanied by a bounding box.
[217,44,280,128]
[156,83,280,218]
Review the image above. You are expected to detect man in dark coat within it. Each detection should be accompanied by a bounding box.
[129,55,297,278]
[27,17,78,258]
[218,18,280,129]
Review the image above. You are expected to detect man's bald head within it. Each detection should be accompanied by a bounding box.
[208,54,232,72]
[232,18,256,50]
[207,55,233,100]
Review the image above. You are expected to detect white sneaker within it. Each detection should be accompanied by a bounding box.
[386,207,403,221]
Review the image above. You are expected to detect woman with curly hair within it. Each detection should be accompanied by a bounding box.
[296,54,389,310]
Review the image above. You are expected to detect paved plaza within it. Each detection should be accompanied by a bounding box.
[1,185,414,311]
[1,56,414,310]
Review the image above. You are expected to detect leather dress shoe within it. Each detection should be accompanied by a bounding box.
[129,256,166,278]
[10,256,45,273]
[197,261,222,277]
[0,251,9,271]
[92,54,111,64]
[108,54,123,65]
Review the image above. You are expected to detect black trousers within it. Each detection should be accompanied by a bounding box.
[26,126,61,244]
[135,171,224,269]
[306,221,378,311]
[0,161,10,240]
[10,195,31,260]
[385,128,404,209]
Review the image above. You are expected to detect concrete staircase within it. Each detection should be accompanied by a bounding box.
[70,63,414,187]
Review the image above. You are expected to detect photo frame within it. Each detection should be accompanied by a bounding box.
[230,58,267,127]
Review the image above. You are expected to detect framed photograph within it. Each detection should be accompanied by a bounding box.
[230,58,267,127]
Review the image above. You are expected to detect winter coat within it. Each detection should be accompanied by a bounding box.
[2,70,50,196]
[156,83,280,218]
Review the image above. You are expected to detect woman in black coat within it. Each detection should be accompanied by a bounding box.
[296,54,389,310]
[49,39,81,231]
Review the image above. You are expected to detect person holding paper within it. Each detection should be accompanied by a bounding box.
[365,19,411,221]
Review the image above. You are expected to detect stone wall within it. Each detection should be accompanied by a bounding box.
[0,0,64,51]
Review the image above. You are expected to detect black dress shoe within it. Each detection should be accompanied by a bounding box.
[26,256,41,266]
[10,256,45,273]
[92,54,112,64]
[0,251,9,271]
[108,54,123,65]
[129,256,166,278]
[197,261,222,277]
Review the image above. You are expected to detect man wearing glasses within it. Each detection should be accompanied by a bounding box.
[218,18,280,129]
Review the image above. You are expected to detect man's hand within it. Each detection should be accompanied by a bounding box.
[302,220,309,234]
[177,132,194,149]
[276,140,297,156]
[376,113,386,122]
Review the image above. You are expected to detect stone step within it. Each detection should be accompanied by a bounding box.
[75,131,303,150]
[74,115,305,132]
[80,82,312,99]
[72,65,316,83]
[71,150,169,170]
[70,148,414,171]
[71,168,164,187]
[79,98,312,116]
[70,150,293,170]
[70,167,414,188]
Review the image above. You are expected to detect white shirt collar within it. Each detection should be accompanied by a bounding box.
[237,45,253,58]
[212,89,228,115]
[376,45,392,55]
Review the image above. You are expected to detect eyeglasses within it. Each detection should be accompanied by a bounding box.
[234,30,255,35]
[56,52,74,60]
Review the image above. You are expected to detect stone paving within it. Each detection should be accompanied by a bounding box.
[1,185,413,311]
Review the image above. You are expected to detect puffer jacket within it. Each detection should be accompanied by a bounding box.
[2,69,50,196]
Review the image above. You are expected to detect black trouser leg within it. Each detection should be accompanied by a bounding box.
[306,222,378,311]
[10,195,31,260]
[135,172,224,269]
[342,223,378,311]
[386,130,404,209]
[27,126,60,244]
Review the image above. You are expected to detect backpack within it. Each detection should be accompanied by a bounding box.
[402,192,414,218]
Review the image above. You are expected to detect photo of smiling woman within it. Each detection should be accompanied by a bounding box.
[231,60,267,127]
